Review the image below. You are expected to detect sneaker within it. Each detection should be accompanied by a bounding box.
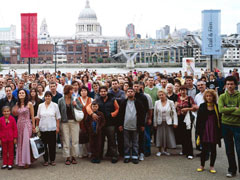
[1,165,7,169]
[132,159,139,164]
[111,157,118,164]
[91,159,97,163]
[162,151,170,156]
[156,152,161,157]
[124,158,130,163]
[226,172,236,178]
[8,165,13,170]
[144,152,151,157]
[95,159,101,163]
[57,143,62,149]
[187,155,193,160]
[139,153,144,161]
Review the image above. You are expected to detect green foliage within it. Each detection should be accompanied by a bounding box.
[88,57,93,63]
[97,57,103,63]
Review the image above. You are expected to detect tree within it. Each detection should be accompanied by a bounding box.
[97,57,103,63]
[107,58,112,63]
[88,57,93,63]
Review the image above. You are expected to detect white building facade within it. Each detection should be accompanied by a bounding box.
[0,25,16,41]
[75,0,102,42]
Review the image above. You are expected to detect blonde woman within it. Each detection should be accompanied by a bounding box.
[154,89,178,156]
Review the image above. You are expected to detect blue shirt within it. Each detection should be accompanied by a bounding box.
[12,88,30,99]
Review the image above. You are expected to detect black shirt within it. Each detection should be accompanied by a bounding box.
[0,96,17,117]
[167,93,178,103]
[52,92,63,104]
[66,104,74,120]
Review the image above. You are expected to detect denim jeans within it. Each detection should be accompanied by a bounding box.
[124,130,139,159]
[222,124,240,173]
[144,124,151,155]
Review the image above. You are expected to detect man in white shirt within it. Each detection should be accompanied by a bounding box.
[45,74,63,95]
[194,81,208,156]
[0,78,6,99]
[194,81,207,107]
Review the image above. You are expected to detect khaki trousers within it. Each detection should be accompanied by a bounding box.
[61,120,80,158]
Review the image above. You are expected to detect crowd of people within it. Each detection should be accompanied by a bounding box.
[0,68,239,178]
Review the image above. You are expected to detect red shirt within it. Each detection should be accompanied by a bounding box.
[0,115,18,142]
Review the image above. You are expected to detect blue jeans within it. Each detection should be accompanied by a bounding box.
[144,125,151,155]
[124,130,139,159]
[222,124,240,173]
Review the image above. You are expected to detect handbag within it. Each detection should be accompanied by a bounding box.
[73,97,84,122]
[169,102,174,124]
[74,108,84,122]
[30,135,45,159]
[188,97,195,124]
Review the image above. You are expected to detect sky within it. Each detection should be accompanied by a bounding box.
[0,0,239,39]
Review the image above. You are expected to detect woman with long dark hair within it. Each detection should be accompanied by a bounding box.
[81,74,92,92]
[29,88,43,117]
[37,84,45,100]
[13,89,35,168]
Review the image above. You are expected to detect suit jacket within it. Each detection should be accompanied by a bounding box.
[0,115,18,142]
[153,99,178,127]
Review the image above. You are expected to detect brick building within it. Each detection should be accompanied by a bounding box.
[10,41,109,64]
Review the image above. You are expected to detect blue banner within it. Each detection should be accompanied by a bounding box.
[202,10,221,55]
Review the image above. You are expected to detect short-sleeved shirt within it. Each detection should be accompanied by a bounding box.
[37,102,61,132]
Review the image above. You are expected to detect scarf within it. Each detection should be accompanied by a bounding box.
[207,103,220,128]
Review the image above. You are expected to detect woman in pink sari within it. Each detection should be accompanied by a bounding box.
[13,89,35,168]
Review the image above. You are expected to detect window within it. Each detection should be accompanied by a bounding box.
[76,45,82,51]
[68,45,73,52]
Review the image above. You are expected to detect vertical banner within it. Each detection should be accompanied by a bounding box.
[202,10,221,55]
[21,13,38,58]
[183,57,195,75]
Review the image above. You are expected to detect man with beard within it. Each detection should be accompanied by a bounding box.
[87,86,119,163]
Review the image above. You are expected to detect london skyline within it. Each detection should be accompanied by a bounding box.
[0,0,239,39]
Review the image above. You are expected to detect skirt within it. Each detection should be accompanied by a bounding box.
[156,121,176,149]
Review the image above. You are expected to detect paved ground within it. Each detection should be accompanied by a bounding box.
[0,142,239,180]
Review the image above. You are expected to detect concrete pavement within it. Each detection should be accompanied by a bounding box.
[0,144,239,180]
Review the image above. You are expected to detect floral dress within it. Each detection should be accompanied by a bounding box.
[16,106,32,166]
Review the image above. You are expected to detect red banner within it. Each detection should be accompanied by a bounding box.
[21,13,38,58]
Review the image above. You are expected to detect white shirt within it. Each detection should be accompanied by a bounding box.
[194,92,205,107]
[37,102,61,132]
[0,87,6,99]
[45,83,63,95]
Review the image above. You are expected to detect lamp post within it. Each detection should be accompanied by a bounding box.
[54,42,57,73]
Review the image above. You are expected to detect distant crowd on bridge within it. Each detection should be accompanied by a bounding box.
[0,68,239,178]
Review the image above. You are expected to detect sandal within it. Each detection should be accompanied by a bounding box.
[197,167,204,172]
[50,161,56,166]
[65,158,71,165]
[43,162,49,166]
[71,157,77,164]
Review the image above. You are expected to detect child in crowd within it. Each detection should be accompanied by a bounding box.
[85,101,105,163]
[0,106,18,170]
